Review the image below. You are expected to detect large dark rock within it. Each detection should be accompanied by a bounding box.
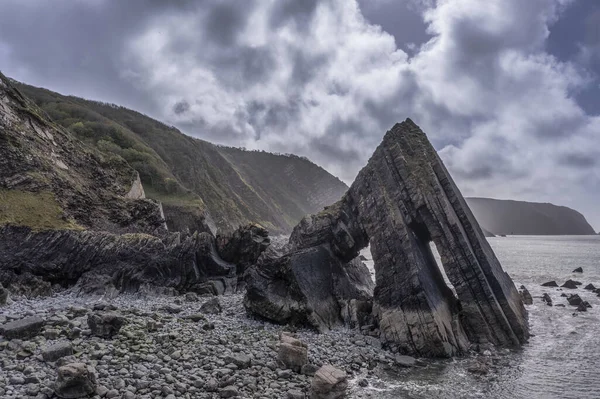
[0,316,44,340]
[541,281,559,287]
[245,120,528,357]
[54,363,97,399]
[0,225,240,296]
[573,267,583,273]
[519,285,533,305]
[561,280,580,289]
[87,312,125,339]
[43,342,74,362]
[245,244,374,331]
[542,293,553,306]
[216,224,270,277]
[567,294,582,306]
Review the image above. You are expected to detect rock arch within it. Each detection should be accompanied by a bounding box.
[245,119,528,357]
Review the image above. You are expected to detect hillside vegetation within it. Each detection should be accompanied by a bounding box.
[15,82,348,234]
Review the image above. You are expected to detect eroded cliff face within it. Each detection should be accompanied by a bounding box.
[0,72,165,235]
[245,119,529,357]
[0,73,267,297]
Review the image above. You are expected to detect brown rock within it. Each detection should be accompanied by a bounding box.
[310,365,348,399]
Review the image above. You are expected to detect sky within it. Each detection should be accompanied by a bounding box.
[0,0,599,230]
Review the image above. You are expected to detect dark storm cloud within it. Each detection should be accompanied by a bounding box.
[204,2,249,46]
[559,153,597,168]
[173,100,190,115]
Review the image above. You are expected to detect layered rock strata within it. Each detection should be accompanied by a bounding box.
[245,119,529,357]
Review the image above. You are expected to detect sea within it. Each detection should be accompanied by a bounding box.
[359,235,600,399]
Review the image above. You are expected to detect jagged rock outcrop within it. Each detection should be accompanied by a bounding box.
[245,119,529,357]
[216,224,270,281]
[0,225,239,296]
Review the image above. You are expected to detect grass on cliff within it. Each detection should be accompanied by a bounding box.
[0,190,81,231]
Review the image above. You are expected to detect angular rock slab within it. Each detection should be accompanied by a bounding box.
[310,365,348,399]
[245,119,528,357]
[0,316,44,340]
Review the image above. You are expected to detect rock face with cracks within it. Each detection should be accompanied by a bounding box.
[245,119,529,357]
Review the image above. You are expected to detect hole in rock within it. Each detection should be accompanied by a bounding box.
[429,242,457,297]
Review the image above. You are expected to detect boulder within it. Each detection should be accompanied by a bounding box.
[584,283,596,291]
[200,297,222,314]
[310,365,348,399]
[577,302,589,312]
[43,342,74,362]
[0,316,44,340]
[561,280,581,289]
[278,335,308,372]
[216,224,270,279]
[54,363,97,399]
[541,281,559,287]
[245,119,528,357]
[223,353,252,369]
[542,293,553,306]
[573,267,583,273]
[567,294,582,306]
[87,312,125,338]
[519,285,533,305]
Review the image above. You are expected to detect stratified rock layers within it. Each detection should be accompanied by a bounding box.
[245,119,528,357]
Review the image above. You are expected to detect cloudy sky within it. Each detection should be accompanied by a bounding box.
[1,0,599,229]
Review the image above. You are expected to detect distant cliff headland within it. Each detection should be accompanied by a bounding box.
[465,197,596,236]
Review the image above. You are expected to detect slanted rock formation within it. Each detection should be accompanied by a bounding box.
[0,224,264,297]
[245,119,529,357]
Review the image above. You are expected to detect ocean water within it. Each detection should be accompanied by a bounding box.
[360,235,600,399]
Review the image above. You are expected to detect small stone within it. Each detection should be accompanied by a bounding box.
[287,389,305,399]
[395,354,418,367]
[87,312,125,338]
[358,378,369,387]
[542,293,553,306]
[541,281,559,287]
[584,283,596,291]
[224,353,252,369]
[572,267,583,273]
[200,297,222,314]
[301,363,319,376]
[219,385,239,398]
[184,314,206,322]
[185,292,200,302]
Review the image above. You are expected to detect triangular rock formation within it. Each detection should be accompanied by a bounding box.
[245,119,529,357]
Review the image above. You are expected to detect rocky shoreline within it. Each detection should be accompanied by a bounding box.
[0,289,519,399]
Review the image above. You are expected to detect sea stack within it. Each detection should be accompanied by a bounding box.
[245,119,529,357]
